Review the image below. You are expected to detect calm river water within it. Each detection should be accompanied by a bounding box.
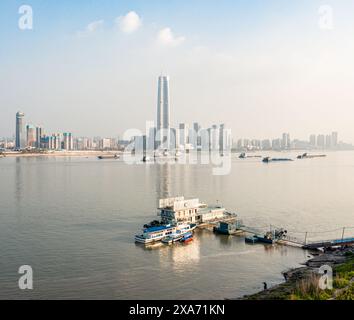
[0,151,353,299]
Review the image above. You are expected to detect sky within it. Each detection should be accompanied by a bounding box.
[1,0,354,143]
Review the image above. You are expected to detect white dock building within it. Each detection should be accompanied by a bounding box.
[158,197,226,225]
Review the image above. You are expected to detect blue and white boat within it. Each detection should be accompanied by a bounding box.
[161,224,197,244]
[135,223,196,244]
[180,231,193,243]
[161,233,183,245]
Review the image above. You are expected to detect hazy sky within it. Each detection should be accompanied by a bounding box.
[1,0,354,142]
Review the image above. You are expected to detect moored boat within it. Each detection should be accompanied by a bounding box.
[135,223,196,245]
[135,224,176,244]
[161,233,183,244]
[180,231,193,243]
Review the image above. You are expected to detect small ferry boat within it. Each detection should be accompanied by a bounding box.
[135,223,196,244]
[161,233,183,245]
[135,224,176,244]
[180,232,193,243]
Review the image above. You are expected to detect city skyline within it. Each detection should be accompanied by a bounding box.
[1,106,350,152]
[2,1,354,142]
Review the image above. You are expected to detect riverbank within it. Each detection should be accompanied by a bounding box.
[0,151,121,158]
[240,246,354,300]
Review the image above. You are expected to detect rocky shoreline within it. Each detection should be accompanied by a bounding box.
[240,246,354,300]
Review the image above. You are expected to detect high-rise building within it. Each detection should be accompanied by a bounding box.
[63,132,73,150]
[309,134,316,148]
[179,123,189,150]
[262,139,271,150]
[134,135,147,154]
[209,125,220,151]
[325,135,332,149]
[272,138,282,150]
[200,128,210,151]
[36,126,43,149]
[26,124,36,148]
[317,134,325,149]
[219,124,232,151]
[156,75,170,149]
[147,126,156,151]
[331,132,338,147]
[15,111,25,150]
[191,122,201,150]
[281,133,291,149]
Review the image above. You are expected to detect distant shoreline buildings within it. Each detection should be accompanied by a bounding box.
[234,131,352,152]
[0,76,353,153]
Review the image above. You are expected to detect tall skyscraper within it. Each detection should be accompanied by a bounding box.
[179,123,189,149]
[281,133,291,149]
[331,132,338,147]
[36,126,43,149]
[26,124,36,148]
[309,134,316,147]
[190,122,201,150]
[63,132,73,150]
[15,111,25,150]
[209,125,220,151]
[157,75,170,149]
[317,134,325,149]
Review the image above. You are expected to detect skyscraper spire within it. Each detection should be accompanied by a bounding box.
[156,75,170,150]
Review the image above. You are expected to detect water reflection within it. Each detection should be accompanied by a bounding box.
[15,157,23,204]
[155,163,172,201]
[157,237,201,272]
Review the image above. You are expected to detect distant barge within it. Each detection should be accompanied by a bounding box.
[262,157,293,163]
[98,154,120,160]
[239,153,262,159]
[297,153,326,159]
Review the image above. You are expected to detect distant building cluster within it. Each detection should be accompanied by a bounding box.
[0,111,121,152]
[234,131,352,151]
[133,75,232,154]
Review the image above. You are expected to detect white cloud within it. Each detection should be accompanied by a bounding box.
[157,27,185,47]
[117,11,142,34]
[77,20,104,37]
